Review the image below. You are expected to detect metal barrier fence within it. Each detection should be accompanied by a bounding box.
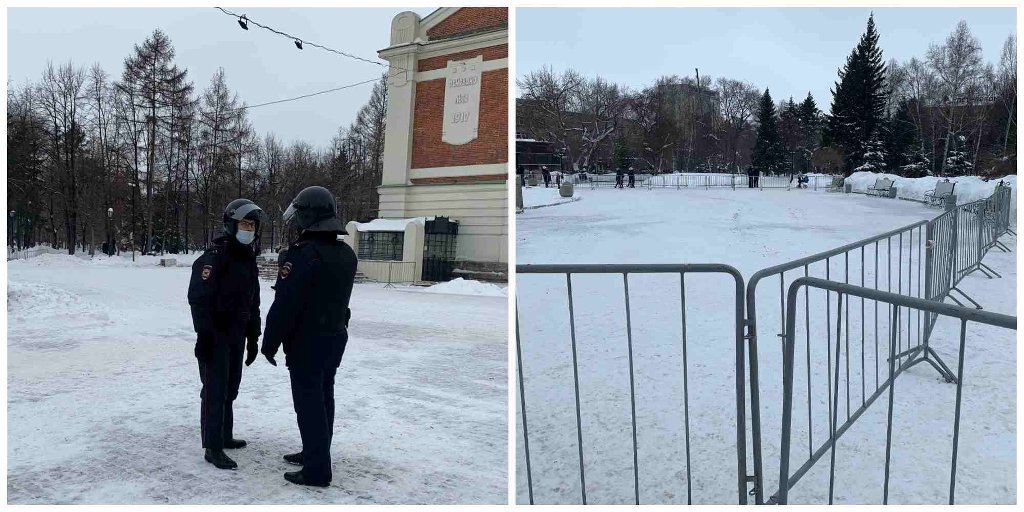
[773,277,1016,504]
[552,172,840,191]
[357,260,417,287]
[516,181,1014,505]
[516,264,747,504]
[743,220,929,503]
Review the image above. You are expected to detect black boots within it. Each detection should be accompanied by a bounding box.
[284,470,329,487]
[224,438,247,449]
[283,452,304,466]
[205,449,237,470]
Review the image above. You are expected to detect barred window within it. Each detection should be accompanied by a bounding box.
[358,231,404,261]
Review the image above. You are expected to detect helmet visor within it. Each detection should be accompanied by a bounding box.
[230,202,264,221]
[283,203,298,224]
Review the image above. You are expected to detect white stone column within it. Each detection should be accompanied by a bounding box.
[378,11,421,218]
[402,220,425,282]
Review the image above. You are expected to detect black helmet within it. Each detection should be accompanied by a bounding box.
[283,186,344,232]
[223,198,264,236]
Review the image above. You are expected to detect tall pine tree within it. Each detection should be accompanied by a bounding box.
[796,93,822,173]
[752,88,786,174]
[826,14,888,175]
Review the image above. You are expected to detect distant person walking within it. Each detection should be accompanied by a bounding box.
[627,167,636,188]
[615,167,625,189]
[542,166,551,188]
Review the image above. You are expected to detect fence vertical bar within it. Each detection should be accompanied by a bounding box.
[622,274,640,505]
[844,252,850,421]
[804,264,812,459]
[861,246,865,405]
[828,292,844,504]
[565,273,587,504]
[948,320,968,505]
[515,303,535,504]
[882,307,900,504]
[680,273,693,504]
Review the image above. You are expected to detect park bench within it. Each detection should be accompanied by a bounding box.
[866,177,895,197]
[826,175,844,192]
[924,179,956,207]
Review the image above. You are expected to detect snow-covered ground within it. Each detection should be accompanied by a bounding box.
[515,186,1016,504]
[8,253,507,504]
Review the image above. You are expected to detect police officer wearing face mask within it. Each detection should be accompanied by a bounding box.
[187,198,265,470]
[260,186,357,487]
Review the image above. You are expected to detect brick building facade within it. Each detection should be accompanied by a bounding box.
[377,8,508,275]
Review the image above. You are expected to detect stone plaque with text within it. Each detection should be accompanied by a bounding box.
[442,56,482,145]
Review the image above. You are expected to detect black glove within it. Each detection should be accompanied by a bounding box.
[261,344,277,366]
[194,332,214,360]
[245,337,259,366]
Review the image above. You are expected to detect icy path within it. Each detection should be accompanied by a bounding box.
[515,188,1015,504]
[8,258,507,504]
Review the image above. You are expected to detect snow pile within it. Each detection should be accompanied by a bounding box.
[354,217,430,232]
[7,281,113,326]
[8,249,204,268]
[416,278,507,297]
[846,171,1017,207]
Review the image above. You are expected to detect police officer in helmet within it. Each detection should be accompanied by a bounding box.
[187,198,265,470]
[261,186,357,487]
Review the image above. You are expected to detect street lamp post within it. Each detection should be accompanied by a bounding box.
[106,207,113,256]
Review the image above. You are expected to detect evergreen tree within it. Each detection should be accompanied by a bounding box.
[796,93,822,173]
[778,98,801,173]
[614,141,631,170]
[854,133,887,173]
[900,148,931,178]
[883,99,919,174]
[943,134,973,176]
[826,14,888,174]
[752,88,786,174]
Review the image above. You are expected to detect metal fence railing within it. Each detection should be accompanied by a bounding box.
[516,180,1015,505]
[743,219,929,504]
[357,260,417,287]
[773,277,1016,504]
[516,264,747,505]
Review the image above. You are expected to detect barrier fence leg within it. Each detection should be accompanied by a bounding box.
[828,292,844,504]
[565,274,588,504]
[515,305,535,504]
[882,307,900,504]
[948,320,968,504]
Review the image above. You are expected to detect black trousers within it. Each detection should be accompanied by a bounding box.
[198,337,244,450]
[289,366,338,484]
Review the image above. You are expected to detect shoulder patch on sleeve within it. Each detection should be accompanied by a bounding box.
[201,264,213,280]
[279,261,293,279]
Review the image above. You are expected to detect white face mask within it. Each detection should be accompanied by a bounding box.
[236,229,255,245]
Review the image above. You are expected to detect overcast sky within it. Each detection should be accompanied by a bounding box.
[7,7,435,149]
[517,7,1016,108]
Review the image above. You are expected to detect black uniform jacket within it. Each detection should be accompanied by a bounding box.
[187,236,261,341]
[262,231,357,370]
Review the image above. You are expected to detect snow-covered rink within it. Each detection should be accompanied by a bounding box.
[516,187,1016,504]
[8,253,507,504]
